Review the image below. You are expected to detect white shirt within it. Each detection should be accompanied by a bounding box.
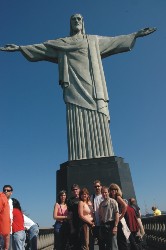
[23,214,36,229]
[91,194,103,226]
[8,198,13,234]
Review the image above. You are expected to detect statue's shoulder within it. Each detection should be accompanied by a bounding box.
[44,35,100,47]
[54,35,97,45]
[60,35,96,42]
[86,34,97,39]
[61,35,99,42]
[58,36,71,42]
[51,36,80,45]
[86,35,103,41]
[44,36,70,45]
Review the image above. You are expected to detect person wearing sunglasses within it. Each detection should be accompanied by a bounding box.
[3,185,13,250]
[90,180,104,250]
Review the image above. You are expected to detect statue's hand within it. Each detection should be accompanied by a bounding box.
[0,44,20,51]
[135,27,157,38]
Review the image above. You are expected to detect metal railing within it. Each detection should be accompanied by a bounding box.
[142,215,166,250]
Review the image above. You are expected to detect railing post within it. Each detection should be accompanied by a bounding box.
[37,228,54,250]
[142,215,166,250]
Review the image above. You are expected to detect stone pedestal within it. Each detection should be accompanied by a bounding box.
[56,156,136,199]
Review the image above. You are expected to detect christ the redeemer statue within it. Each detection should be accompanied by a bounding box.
[0,14,156,161]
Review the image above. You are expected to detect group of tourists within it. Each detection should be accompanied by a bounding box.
[53,180,145,250]
[0,185,39,250]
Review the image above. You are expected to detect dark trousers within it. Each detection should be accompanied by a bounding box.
[99,221,118,250]
[54,222,69,250]
[129,232,142,250]
[117,221,128,250]
[69,227,80,250]
[92,226,105,250]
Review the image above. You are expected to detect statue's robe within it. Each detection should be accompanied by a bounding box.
[20,34,136,160]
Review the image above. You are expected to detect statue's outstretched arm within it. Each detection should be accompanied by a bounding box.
[0,44,20,52]
[135,27,157,38]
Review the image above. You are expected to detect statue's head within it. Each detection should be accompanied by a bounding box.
[70,14,85,36]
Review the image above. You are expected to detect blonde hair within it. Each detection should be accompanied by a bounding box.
[79,188,90,202]
[109,183,122,197]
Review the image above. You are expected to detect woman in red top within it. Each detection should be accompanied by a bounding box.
[12,198,26,250]
[124,202,140,250]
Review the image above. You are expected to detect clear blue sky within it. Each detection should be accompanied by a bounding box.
[0,0,165,227]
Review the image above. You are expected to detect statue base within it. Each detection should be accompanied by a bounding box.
[56,156,136,199]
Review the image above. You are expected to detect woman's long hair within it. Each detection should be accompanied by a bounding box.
[79,188,90,202]
[57,190,67,204]
[12,198,22,211]
[109,183,123,198]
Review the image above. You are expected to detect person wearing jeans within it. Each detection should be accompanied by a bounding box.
[23,215,39,250]
[12,231,25,250]
[12,198,26,250]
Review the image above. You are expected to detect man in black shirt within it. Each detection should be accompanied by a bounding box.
[67,184,80,250]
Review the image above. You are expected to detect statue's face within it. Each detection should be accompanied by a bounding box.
[70,14,83,34]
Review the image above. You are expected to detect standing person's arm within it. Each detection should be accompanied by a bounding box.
[117,196,127,220]
[3,235,10,250]
[0,196,4,212]
[53,203,68,221]
[112,212,119,235]
[138,209,142,218]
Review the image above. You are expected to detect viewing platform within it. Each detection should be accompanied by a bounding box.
[37,215,166,250]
